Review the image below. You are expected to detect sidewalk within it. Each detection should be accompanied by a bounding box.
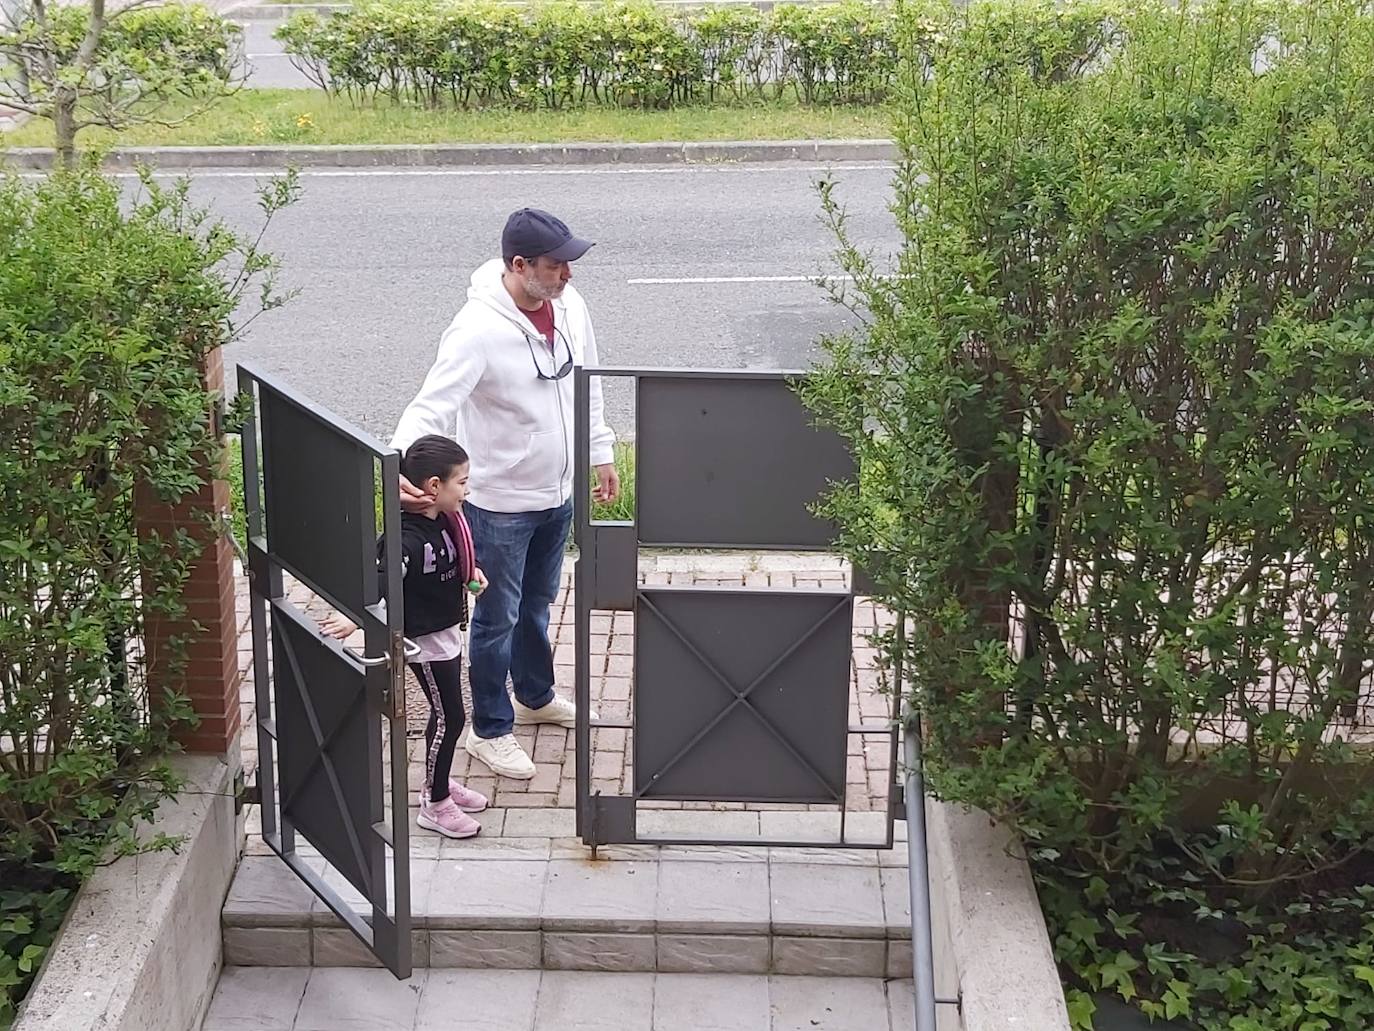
[234,552,898,826]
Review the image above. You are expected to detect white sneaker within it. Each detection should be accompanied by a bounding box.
[513,694,597,728]
[464,732,536,780]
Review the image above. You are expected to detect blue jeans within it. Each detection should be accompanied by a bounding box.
[464,501,569,739]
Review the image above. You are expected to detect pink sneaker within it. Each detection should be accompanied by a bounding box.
[415,781,489,813]
[447,779,489,813]
[416,797,481,839]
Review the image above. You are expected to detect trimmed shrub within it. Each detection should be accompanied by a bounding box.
[276,0,902,109]
[0,167,294,1026]
[802,0,1374,1026]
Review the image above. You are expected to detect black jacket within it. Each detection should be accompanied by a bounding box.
[383,511,473,638]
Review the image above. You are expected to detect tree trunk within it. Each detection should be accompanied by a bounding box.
[945,350,1021,755]
[53,93,76,169]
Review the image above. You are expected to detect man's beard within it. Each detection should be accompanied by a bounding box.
[523,272,563,301]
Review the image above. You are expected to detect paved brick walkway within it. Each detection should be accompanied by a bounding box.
[235,554,898,825]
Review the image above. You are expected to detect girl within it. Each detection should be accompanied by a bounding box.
[323,434,489,839]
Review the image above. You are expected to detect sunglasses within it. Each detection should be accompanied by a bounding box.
[525,325,574,381]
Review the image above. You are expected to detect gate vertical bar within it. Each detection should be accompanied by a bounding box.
[899,611,938,1031]
[238,367,284,850]
[573,368,592,839]
[357,438,389,964]
[379,447,412,976]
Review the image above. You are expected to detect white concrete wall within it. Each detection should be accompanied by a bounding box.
[15,754,241,1031]
[923,820,964,1031]
[927,799,1071,1031]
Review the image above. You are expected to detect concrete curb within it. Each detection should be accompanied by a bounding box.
[2,138,896,171]
[233,2,346,16]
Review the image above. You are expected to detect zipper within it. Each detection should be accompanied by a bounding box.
[549,299,572,508]
[521,312,573,509]
[482,292,575,508]
[555,370,571,508]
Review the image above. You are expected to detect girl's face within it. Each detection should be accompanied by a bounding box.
[426,462,470,513]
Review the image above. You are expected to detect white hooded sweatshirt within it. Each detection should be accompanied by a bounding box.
[391,258,615,513]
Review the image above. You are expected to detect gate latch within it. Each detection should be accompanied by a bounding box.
[341,635,416,721]
[380,633,418,721]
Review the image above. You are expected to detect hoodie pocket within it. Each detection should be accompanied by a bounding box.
[496,429,564,493]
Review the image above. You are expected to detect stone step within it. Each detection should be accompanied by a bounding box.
[222,841,917,980]
[243,806,903,854]
[204,967,928,1031]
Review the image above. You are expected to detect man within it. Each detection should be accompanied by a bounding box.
[391,208,617,779]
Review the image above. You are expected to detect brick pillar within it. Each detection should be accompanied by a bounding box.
[136,348,242,755]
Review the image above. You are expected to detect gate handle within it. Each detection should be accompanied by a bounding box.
[341,638,422,667]
[341,644,389,667]
[339,637,417,670]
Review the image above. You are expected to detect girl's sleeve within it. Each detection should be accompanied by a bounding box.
[377,531,418,595]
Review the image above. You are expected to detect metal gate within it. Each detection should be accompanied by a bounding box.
[237,364,414,978]
[572,368,901,849]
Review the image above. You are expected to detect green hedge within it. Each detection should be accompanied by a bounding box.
[275,0,899,108]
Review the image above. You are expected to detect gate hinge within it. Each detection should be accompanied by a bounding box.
[235,771,261,814]
[212,394,227,438]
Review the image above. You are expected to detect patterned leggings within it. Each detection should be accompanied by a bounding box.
[409,658,466,804]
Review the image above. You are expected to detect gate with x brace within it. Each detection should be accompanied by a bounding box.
[571,368,904,850]
[238,364,415,978]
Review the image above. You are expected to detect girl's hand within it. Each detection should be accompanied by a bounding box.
[319,613,359,639]
[472,567,488,596]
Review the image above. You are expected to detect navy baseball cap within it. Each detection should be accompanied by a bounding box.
[502,208,594,263]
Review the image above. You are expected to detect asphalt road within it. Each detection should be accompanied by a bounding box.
[169,161,898,439]
[238,17,316,90]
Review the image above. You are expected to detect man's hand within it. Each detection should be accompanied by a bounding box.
[593,462,620,504]
[399,473,434,513]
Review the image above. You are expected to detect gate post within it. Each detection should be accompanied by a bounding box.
[136,347,242,756]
